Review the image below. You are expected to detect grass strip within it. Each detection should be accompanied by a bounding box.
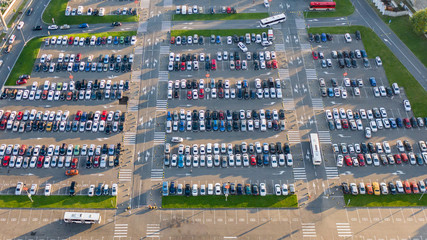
[172,12,269,21]
[7,0,29,28]
[308,26,427,117]
[5,31,136,86]
[0,195,116,208]
[305,0,355,18]
[171,29,265,37]
[366,0,427,68]
[162,195,298,208]
[42,0,138,25]
[344,194,427,207]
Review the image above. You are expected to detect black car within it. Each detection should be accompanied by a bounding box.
[33,26,42,30]
[389,182,396,194]
[112,22,122,27]
[69,181,77,196]
[355,30,361,40]
[308,33,314,42]
[95,183,103,196]
[185,184,191,197]
[326,33,333,41]
[314,34,320,43]
[26,8,33,16]
[342,182,350,194]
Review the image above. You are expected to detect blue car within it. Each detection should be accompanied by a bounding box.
[219,120,225,132]
[361,50,367,58]
[85,63,91,72]
[328,88,334,97]
[179,120,185,132]
[213,120,219,131]
[369,77,376,86]
[166,111,172,121]
[113,36,119,45]
[96,37,101,45]
[79,23,89,28]
[178,155,184,168]
[389,118,397,128]
[216,35,221,44]
[210,79,215,88]
[162,181,169,196]
[321,33,327,42]
[263,154,269,165]
[73,64,79,72]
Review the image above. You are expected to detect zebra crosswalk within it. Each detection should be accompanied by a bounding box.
[318,130,331,143]
[114,223,128,238]
[119,169,132,182]
[275,43,285,52]
[128,100,139,112]
[123,132,137,145]
[300,43,311,51]
[161,21,171,32]
[131,70,141,82]
[151,169,163,181]
[154,132,166,145]
[336,222,352,237]
[325,167,339,180]
[293,167,307,180]
[287,130,300,144]
[156,100,167,111]
[295,19,306,30]
[311,98,324,111]
[278,68,290,79]
[146,224,160,238]
[283,98,295,111]
[160,46,170,55]
[305,69,317,80]
[301,223,316,238]
[158,71,169,82]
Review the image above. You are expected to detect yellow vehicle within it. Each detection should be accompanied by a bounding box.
[372,182,380,195]
[46,122,53,132]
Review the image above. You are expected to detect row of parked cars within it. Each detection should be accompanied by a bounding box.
[163,182,295,196]
[15,182,118,197]
[169,87,282,100]
[6,88,124,101]
[169,78,281,91]
[167,59,277,71]
[168,109,286,122]
[40,53,134,65]
[36,61,132,73]
[338,152,427,167]
[166,118,284,132]
[169,50,277,63]
[342,180,427,195]
[44,35,137,46]
[171,32,273,46]
[333,140,427,155]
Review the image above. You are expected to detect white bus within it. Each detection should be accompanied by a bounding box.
[310,133,322,165]
[64,212,101,224]
[259,13,286,27]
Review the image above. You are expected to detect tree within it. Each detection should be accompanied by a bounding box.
[410,8,427,34]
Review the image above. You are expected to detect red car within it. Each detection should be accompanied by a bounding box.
[170,36,175,44]
[71,158,78,169]
[198,89,204,99]
[342,119,349,129]
[16,79,27,85]
[250,155,256,166]
[411,181,419,193]
[226,7,232,13]
[266,61,271,69]
[76,53,81,62]
[41,90,48,100]
[66,91,73,100]
[394,154,402,164]
[345,155,352,166]
[93,156,100,168]
[218,88,224,98]
[16,112,23,121]
[0,119,6,130]
[401,153,408,162]
[403,118,411,128]
[211,59,216,70]
[100,110,107,121]
[235,60,241,70]
[357,154,365,166]
[18,145,27,156]
[312,51,318,60]
[2,156,10,166]
[68,36,74,45]
[403,181,411,194]
[37,156,44,168]
[75,110,82,121]
[180,62,185,71]
[187,90,192,100]
[272,60,278,69]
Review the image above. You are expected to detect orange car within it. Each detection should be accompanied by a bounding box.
[411,181,420,193]
[403,181,412,194]
[65,169,79,176]
[366,183,373,195]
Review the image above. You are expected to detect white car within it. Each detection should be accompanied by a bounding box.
[336,155,343,167]
[344,33,352,42]
[17,21,24,30]
[375,56,382,66]
[48,25,58,30]
[274,184,281,196]
[260,183,267,196]
[15,182,23,195]
[403,100,411,111]
[44,184,52,196]
[88,185,95,196]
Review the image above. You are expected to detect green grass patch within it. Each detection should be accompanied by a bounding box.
[366,1,427,68]
[305,0,355,18]
[5,31,136,86]
[308,26,427,117]
[162,195,298,208]
[171,29,265,37]
[0,195,116,208]
[42,0,138,25]
[172,12,269,21]
[344,194,427,207]
[7,0,29,28]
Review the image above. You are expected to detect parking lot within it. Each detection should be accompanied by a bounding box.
[67,0,138,16]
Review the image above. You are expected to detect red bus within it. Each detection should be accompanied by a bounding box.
[309,2,336,10]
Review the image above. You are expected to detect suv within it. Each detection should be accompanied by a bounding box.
[69,181,77,196]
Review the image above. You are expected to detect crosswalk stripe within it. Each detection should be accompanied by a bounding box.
[154,132,166,145]
[311,98,324,111]
[300,43,311,51]
[156,100,167,111]
[295,19,306,30]
[146,224,160,238]
[151,169,164,181]
[119,169,132,182]
[305,69,317,80]
[161,21,171,32]
[160,46,170,55]
[336,223,352,237]
[301,223,316,237]
[158,71,169,82]
[128,100,139,112]
[278,68,290,79]
[114,224,128,238]
[293,167,307,180]
[287,130,300,144]
[283,98,295,111]
[318,130,331,144]
[123,132,136,145]
[275,43,285,52]
[131,70,141,82]
[325,166,339,179]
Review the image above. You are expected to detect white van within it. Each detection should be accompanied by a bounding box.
[176,6,181,14]
[99,8,105,16]
[166,121,172,133]
[264,0,270,7]
[268,29,274,41]
[238,42,248,53]
[77,6,83,15]
[181,5,187,14]
[8,35,16,44]
[392,83,400,94]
